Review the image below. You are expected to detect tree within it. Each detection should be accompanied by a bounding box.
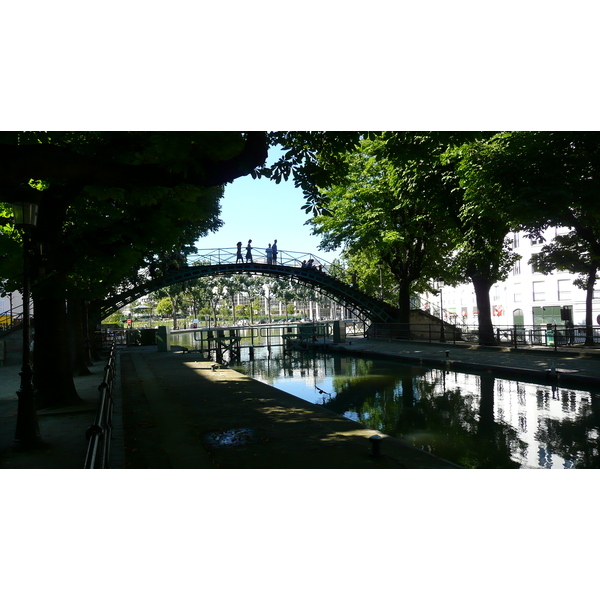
[443,137,521,344]
[457,132,600,344]
[183,275,212,323]
[311,135,454,326]
[270,279,297,320]
[530,232,600,345]
[258,278,278,323]
[207,277,229,326]
[155,297,173,318]
[243,275,265,324]
[0,131,268,407]
[260,132,366,214]
[340,249,398,304]
[222,273,250,324]
[153,284,188,329]
[263,131,510,341]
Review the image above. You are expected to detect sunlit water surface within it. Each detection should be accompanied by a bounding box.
[172,331,600,469]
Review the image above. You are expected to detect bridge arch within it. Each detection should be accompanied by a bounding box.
[96,248,400,324]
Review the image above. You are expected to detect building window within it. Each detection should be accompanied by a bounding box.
[512,233,520,248]
[531,254,541,274]
[533,281,545,302]
[530,235,544,246]
[557,279,571,301]
[512,260,521,276]
[513,283,521,303]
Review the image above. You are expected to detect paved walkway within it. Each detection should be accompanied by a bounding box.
[1,337,599,469]
[0,361,107,468]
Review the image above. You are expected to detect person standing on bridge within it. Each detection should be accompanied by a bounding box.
[266,243,273,265]
[245,239,253,263]
[236,241,243,263]
[272,239,278,264]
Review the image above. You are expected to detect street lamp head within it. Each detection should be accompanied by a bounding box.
[437,277,445,287]
[11,201,39,229]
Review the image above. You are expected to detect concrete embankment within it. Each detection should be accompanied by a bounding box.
[328,337,600,388]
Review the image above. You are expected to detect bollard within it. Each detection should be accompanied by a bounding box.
[369,434,383,457]
[445,350,449,358]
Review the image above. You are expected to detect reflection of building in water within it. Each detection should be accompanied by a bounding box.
[422,368,595,469]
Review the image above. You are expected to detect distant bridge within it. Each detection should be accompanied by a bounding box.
[97,247,401,324]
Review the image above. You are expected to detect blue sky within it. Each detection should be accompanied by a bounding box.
[198,146,341,262]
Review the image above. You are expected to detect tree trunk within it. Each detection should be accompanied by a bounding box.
[68,299,91,376]
[397,282,412,339]
[472,275,496,345]
[87,307,102,361]
[33,280,82,408]
[584,270,596,346]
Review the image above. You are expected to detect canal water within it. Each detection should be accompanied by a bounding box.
[172,330,600,469]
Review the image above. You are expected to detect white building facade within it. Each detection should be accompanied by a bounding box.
[431,227,600,330]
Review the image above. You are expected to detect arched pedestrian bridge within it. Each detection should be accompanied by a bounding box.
[97,247,401,324]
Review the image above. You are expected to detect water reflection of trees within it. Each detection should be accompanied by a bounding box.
[325,365,522,468]
[535,391,600,468]
[233,352,600,469]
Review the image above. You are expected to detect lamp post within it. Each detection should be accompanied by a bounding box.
[437,277,446,342]
[11,199,41,445]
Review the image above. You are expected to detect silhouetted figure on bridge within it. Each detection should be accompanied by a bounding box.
[246,240,253,263]
[236,241,243,263]
[266,243,273,264]
[272,239,278,264]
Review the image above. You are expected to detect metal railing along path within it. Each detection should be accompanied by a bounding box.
[367,322,600,349]
[84,343,117,469]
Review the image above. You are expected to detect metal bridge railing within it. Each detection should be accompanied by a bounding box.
[185,248,333,273]
[84,342,117,469]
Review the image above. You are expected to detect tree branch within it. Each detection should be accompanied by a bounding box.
[0,131,268,190]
